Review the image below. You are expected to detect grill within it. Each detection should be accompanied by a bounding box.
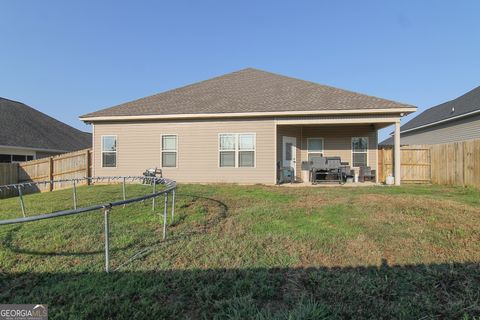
[142,168,163,184]
[303,156,351,184]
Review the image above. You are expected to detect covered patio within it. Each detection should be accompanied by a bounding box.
[275,115,402,185]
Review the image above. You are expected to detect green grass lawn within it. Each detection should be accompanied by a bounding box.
[0,183,479,319]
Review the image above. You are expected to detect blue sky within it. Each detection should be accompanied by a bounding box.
[1,1,479,141]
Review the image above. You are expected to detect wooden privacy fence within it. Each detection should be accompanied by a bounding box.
[0,149,91,197]
[378,145,431,184]
[430,140,480,188]
[378,139,480,188]
[0,163,19,197]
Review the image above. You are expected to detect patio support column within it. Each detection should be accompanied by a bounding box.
[394,120,401,185]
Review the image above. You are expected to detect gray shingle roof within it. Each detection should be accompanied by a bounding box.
[81,68,414,119]
[380,86,480,145]
[0,97,91,152]
[401,86,480,132]
[379,136,395,146]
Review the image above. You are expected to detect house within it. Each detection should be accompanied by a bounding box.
[80,68,416,185]
[0,97,92,162]
[381,86,480,146]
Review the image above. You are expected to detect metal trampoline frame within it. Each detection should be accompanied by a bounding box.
[0,176,177,272]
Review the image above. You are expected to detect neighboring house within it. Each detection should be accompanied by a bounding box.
[80,68,415,185]
[381,86,480,146]
[0,97,92,162]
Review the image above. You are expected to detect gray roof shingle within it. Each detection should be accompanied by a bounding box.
[0,97,91,152]
[379,136,395,146]
[400,86,480,132]
[81,68,414,119]
[380,86,480,145]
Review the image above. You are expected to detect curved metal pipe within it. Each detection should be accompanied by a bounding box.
[0,176,176,226]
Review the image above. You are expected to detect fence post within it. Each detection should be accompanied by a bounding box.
[163,192,168,240]
[122,177,126,208]
[378,148,383,183]
[152,180,156,211]
[14,163,19,185]
[171,189,175,224]
[49,157,54,192]
[18,186,26,217]
[428,145,433,183]
[462,141,466,187]
[73,180,77,210]
[104,206,111,273]
[384,148,389,183]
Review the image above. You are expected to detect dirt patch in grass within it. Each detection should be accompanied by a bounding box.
[289,193,348,211]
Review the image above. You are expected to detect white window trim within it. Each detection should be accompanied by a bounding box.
[218,133,236,168]
[238,133,256,168]
[101,135,117,168]
[351,137,369,168]
[218,133,256,168]
[160,134,178,168]
[306,137,324,160]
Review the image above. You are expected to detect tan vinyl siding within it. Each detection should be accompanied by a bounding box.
[400,113,480,145]
[93,118,276,184]
[277,125,378,182]
[300,125,377,170]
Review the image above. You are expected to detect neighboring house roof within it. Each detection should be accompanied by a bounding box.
[80,68,414,120]
[0,97,92,152]
[380,86,480,145]
[401,86,480,132]
[380,136,401,146]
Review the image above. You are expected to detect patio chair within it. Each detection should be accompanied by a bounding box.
[359,166,376,182]
[279,166,294,184]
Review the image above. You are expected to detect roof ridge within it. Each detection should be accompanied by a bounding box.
[395,85,480,133]
[420,85,480,112]
[81,68,415,119]
[0,96,31,105]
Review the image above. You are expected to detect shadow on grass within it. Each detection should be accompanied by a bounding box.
[0,262,479,319]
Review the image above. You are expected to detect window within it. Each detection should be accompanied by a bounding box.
[0,154,35,163]
[0,154,12,163]
[219,133,255,167]
[307,138,323,161]
[219,134,236,167]
[352,137,368,167]
[12,155,28,162]
[238,134,255,167]
[285,143,293,161]
[102,136,117,168]
[161,135,177,167]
